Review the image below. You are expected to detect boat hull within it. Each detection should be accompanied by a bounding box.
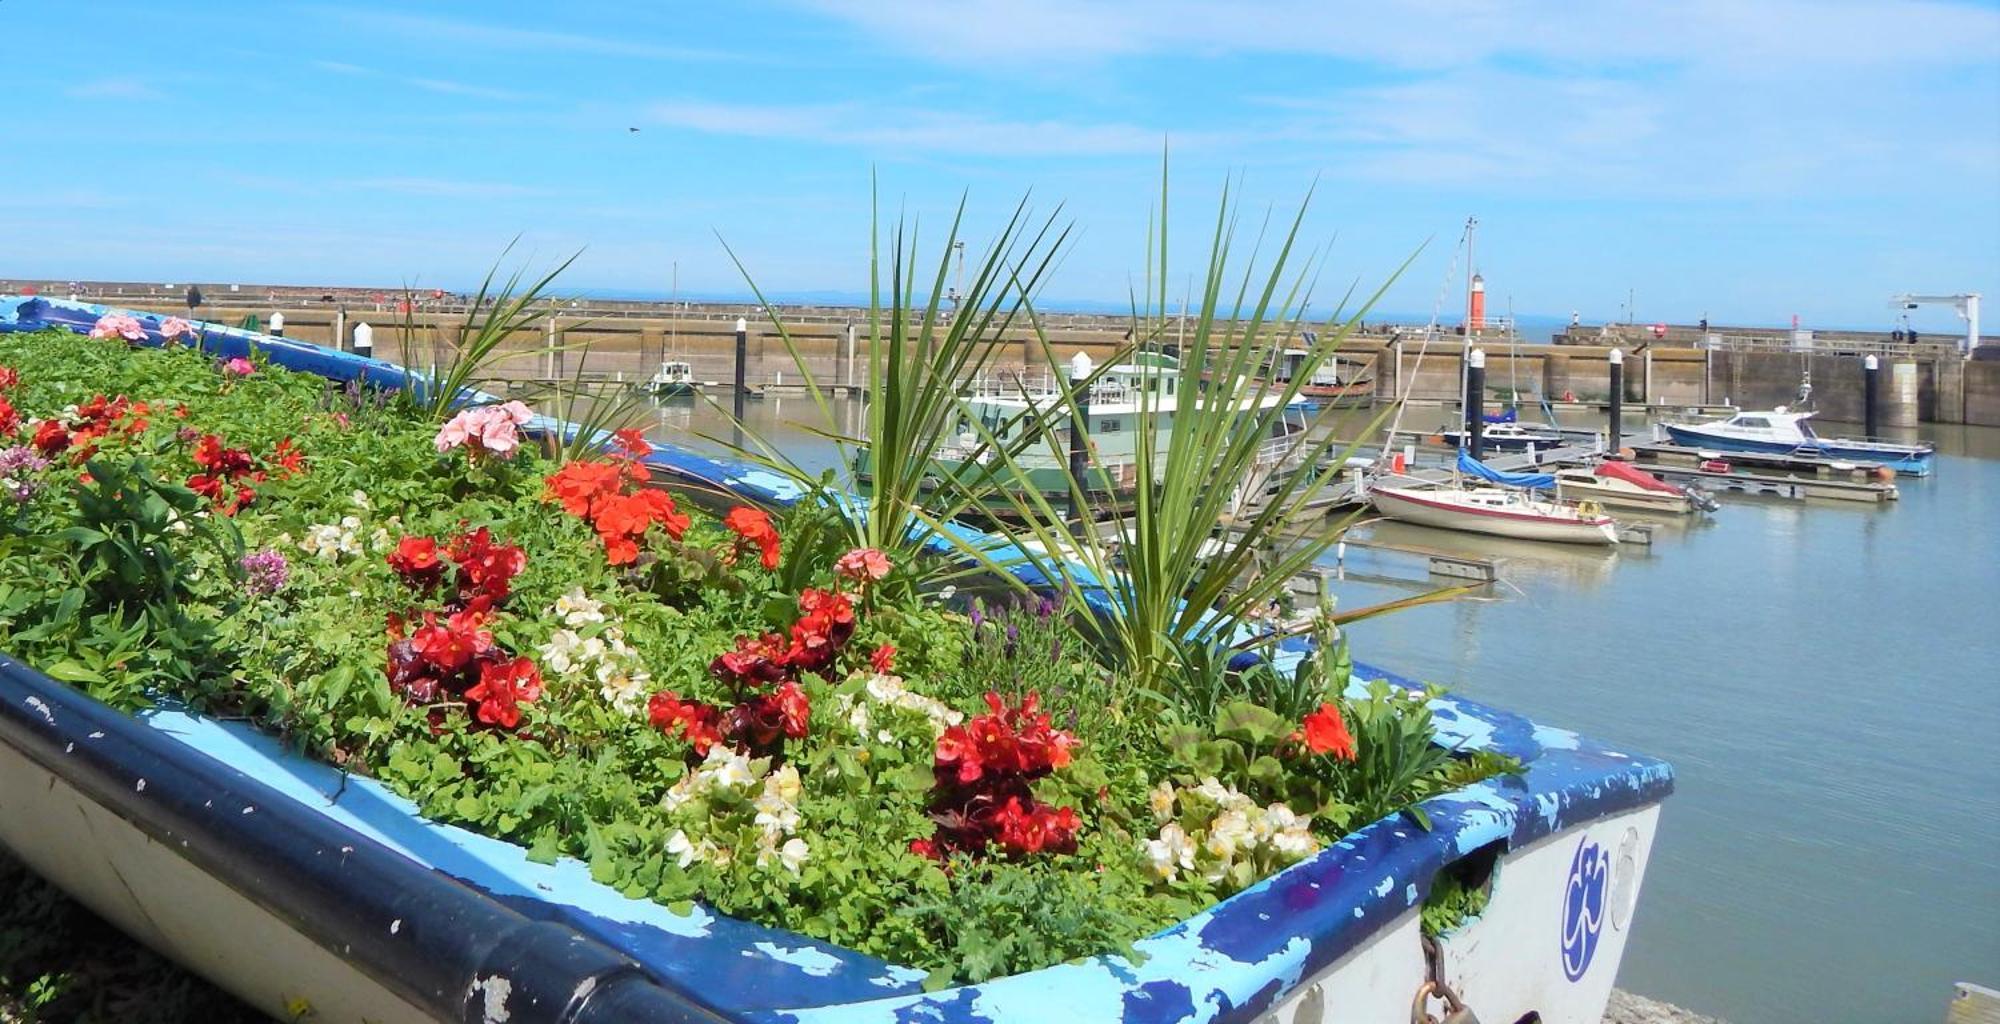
[2,294,1674,1024]
[1370,486,1621,545]
[1555,479,1695,515]
[1661,424,1934,476]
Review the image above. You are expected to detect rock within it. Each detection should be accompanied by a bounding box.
[1604,988,1727,1024]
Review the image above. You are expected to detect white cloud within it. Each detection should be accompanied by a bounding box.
[649,99,1216,156]
[794,0,2000,70]
[318,8,739,62]
[65,78,163,101]
[406,78,528,102]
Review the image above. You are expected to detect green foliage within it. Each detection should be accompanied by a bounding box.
[0,311,1516,988]
[715,183,1076,592]
[394,242,581,421]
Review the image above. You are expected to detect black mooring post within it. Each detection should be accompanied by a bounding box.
[1465,347,1486,462]
[1068,353,1092,521]
[1864,354,1880,438]
[732,316,748,445]
[1608,348,1625,454]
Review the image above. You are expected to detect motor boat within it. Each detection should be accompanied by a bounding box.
[1554,462,1716,515]
[1660,407,1933,476]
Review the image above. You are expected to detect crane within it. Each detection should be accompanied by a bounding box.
[1888,292,1982,356]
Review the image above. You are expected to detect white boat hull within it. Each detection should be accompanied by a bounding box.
[1555,478,1695,515]
[1370,485,1620,545]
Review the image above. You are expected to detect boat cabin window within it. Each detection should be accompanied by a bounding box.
[1733,416,1770,429]
[1098,418,1123,432]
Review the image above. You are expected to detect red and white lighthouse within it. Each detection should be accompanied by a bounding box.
[1468,273,1487,335]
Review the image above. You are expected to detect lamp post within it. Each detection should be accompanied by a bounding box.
[1068,351,1093,520]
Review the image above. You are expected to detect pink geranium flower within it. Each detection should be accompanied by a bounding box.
[88,314,146,341]
[222,357,256,377]
[835,547,892,583]
[159,317,196,342]
[435,401,534,459]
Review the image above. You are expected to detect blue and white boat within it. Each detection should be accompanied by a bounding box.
[1662,408,1935,476]
[1,294,1674,1024]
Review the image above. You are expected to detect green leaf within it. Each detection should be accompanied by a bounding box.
[1215,700,1286,746]
[43,661,104,685]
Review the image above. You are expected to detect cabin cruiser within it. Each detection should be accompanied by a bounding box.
[641,359,698,398]
[1661,408,1933,476]
[1553,462,1716,515]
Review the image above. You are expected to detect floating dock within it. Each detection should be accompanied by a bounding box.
[1629,443,1900,503]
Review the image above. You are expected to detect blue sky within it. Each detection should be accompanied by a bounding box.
[3,1,1997,332]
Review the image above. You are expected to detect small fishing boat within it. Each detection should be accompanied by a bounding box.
[1269,342,1374,406]
[1661,408,1935,476]
[641,359,698,397]
[1369,482,1619,545]
[874,352,1313,517]
[1555,462,1716,515]
[1435,420,1571,452]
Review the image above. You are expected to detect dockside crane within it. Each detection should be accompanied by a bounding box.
[1889,292,1982,356]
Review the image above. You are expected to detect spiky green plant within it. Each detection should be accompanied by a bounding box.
[713,180,1075,586]
[962,164,1462,710]
[394,242,582,420]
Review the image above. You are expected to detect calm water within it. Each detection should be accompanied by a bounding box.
[644,394,2000,1023]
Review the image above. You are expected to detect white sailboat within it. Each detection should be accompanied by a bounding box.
[1368,479,1619,545]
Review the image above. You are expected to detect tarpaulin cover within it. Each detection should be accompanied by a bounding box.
[1595,460,1681,493]
[1457,448,1554,488]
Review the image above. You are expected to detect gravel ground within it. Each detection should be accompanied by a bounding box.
[1604,988,1729,1024]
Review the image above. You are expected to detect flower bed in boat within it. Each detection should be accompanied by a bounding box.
[0,325,1512,985]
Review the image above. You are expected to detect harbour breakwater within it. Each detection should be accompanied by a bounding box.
[32,285,2000,428]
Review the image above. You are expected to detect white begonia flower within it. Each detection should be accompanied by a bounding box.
[1148,781,1178,824]
[370,526,395,553]
[754,795,801,834]
[1144,823,1196,882]
[552,587,605,627]
[661,774,700,813]
[707,842,734,869]
[538,629,582,678]
[778,837,809,875]
[1271,826,1319,861]
[707,750,756,791]
[767,764,802,805]
[350,490,371,510]
[597,669,646,715]
[666,829,702,868]
[864,672,904,703]
[1206,809,1252,863]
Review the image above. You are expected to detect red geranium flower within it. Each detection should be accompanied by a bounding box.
[544,460,623,517]
[648,691,723,755]
[387,536,445,591]
[465,656,544,730]
[723,505,781,570]
[0,396,18,437]
[773,680,811,739]
[0,366,17,391]
[270,438,306,477]
[447,527,526,607]
[869,643,896,674]
[410,610,493,672]
[992,796,1081,856]
[710,633,790,687]
[612,428,652,460]
[1293,701,1357,761]
[31,419,69,455]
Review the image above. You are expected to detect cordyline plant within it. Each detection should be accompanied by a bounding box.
[393,239,585,422]
[711,178,1076,591]
[955,160,1468,711]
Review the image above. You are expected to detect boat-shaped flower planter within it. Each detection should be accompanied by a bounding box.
[0,296,1673,1024]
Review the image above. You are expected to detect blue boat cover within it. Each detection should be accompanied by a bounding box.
[1458,448,1554,488]
[1482,407,1518,424]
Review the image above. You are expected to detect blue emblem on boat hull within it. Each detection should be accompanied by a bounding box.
[1561,835,1611,981]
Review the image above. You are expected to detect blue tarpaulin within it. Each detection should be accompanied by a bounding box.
[1457,448,1555,489]
[1482,407,1518,424]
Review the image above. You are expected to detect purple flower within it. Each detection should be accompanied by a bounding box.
[240,549,289,595]
[1035,594,1059,620]
[0,445,49,502]
[969,601,984,631]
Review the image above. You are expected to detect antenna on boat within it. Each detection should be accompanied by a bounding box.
[1379,217,1474,460]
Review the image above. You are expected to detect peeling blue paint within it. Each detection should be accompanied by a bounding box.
[1,297,1676,1023]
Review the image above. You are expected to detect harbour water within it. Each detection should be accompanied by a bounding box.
[642,394,2000,1024]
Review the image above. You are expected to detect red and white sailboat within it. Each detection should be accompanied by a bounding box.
[1367,479,1619,545]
